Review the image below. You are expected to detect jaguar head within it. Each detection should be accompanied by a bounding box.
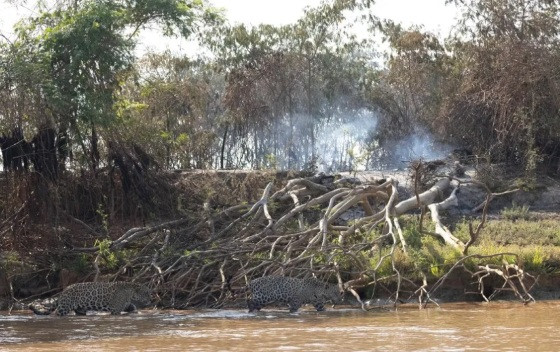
[325,283,345,304]
[131,284,153,306]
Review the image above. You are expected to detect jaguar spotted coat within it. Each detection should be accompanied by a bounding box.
[245,276,343,313]
[29,282,152,316]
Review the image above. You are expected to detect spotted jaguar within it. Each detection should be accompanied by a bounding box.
[244,276,344,313]
[29,281,152,316]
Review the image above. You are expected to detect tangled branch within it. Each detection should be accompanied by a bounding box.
[60,166,535,309]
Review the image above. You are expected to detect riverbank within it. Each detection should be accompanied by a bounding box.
[3,214,560,311]
[2,165,560,310]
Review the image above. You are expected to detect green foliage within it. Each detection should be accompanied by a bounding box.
[400,216,423,248]
[500,203,531,221]
[0,251,22,273]
[119,52,221,169]
[365,216,560,280]
[370,249,393,277]
[94,238,118,270]
[96,201,109,232]
[399,215,435,249]
[184,249,215,265]
[90,239,144,271]
[0,0,213,171]
[409,236,463,278]
[530,247,545,268]
[38,1,133,126]
[183,249,199,257]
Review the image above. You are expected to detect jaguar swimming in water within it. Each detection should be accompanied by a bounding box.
[243,276,344,313]
[29,281,152,316]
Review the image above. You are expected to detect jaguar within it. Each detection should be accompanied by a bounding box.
[29,281,152,316]
[244,276,343,313]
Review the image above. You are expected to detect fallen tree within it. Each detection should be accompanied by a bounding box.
[11,163,536,310]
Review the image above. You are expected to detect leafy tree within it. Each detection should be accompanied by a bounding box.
[369,22,449,150]
[0,0,217,172]
[369,0,560,174]
[443,0,560,174]
[118,52,223,169]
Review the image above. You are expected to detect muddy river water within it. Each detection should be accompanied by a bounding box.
[1,302,560,351]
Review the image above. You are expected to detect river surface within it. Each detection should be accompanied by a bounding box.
[1,302,560,351]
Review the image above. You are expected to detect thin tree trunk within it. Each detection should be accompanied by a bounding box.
[254,131,259,169]
[165,110,171,169]
[70,119,94,172]
[307,58,315,163]
[91,122,99,171]
[220,123,229,170]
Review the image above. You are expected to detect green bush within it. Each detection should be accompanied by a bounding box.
[501,203,531,221]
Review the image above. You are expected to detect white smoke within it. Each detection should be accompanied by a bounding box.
[312,111,452,172]
[280,109,453,172]
[391,129,453,168]
[315,108,378,172]
[230,108,452,172]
